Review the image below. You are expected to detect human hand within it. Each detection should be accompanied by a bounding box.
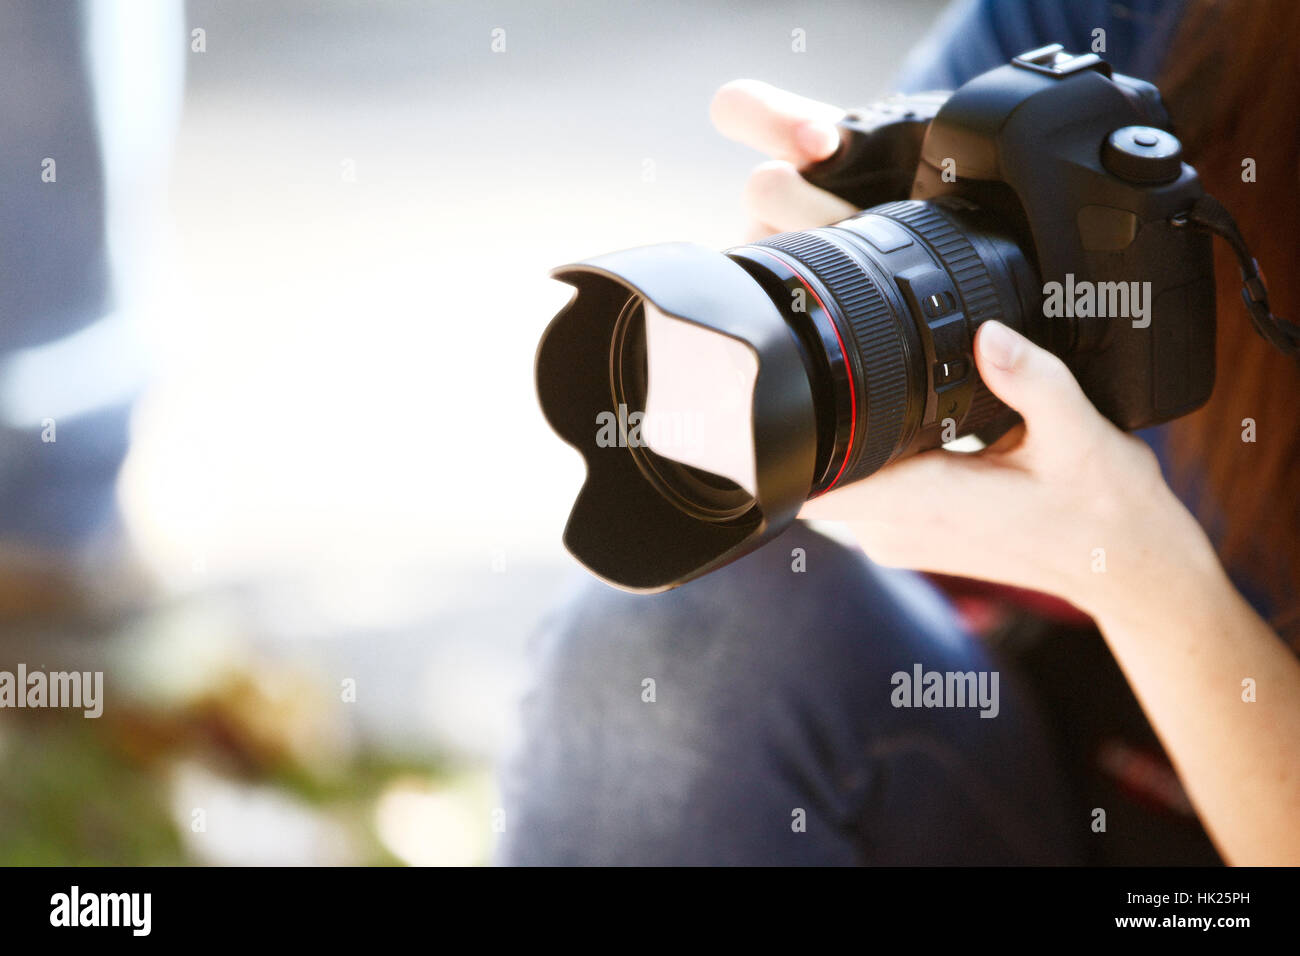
[801,319,1219,618]
[711,79,1219,615]
[710,79,858,239]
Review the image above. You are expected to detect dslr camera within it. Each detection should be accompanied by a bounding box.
[536,45,1229,591]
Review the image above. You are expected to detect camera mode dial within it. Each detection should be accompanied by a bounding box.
[1102,126,1183,184]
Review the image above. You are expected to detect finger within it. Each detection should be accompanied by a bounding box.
[799,447,957,521]
[799,447,1035,572]
[743,160,858,232]
[973,320,1106,459]
[710,79,845,165]
[744,220,779,243]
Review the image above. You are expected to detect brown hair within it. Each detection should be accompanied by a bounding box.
[1157,0,1300,629]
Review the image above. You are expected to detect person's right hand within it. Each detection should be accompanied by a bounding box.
[709,79,859,240]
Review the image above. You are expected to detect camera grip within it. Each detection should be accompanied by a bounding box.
[800,92,948,208]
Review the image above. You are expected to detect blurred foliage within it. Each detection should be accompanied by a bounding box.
[0,716,184,866]
[0,670,464,865]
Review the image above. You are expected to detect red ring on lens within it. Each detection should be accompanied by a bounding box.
[746,248,857,494]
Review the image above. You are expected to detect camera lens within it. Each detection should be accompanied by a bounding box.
[536,197,1040,590]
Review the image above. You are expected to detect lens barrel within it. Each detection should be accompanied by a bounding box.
[537,196,1040,590]
[730,196,1039,496]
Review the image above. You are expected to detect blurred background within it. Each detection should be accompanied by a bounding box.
[0,0,943,865]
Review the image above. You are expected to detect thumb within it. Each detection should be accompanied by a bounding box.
[973,320,1104,458]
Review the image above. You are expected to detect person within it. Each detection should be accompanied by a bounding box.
[0,1,182,618]
[498,0,1300,865]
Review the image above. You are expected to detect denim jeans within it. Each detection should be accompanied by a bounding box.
[497,523,1082,865]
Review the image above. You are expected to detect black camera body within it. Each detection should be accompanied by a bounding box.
[805,43,1215,436]
[536,46,1221,591]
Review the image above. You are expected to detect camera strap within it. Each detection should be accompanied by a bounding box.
[1171,194,1300,358]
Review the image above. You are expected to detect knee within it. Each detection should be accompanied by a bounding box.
[496,522,989,863]
[525,521,974,714]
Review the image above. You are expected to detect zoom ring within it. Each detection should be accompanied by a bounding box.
[756,230,907,484]
[871,199,1003,327]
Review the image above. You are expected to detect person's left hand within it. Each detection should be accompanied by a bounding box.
[801,319,1215,617]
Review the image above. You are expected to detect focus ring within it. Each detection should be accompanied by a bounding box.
[756,230,907,483]
[872,199,1013,438]
[964,378,1008,436]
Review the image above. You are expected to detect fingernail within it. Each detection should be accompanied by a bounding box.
[796,121,840,161]
[978,320,1022,371]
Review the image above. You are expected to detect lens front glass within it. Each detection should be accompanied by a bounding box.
[610,296,757,523]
